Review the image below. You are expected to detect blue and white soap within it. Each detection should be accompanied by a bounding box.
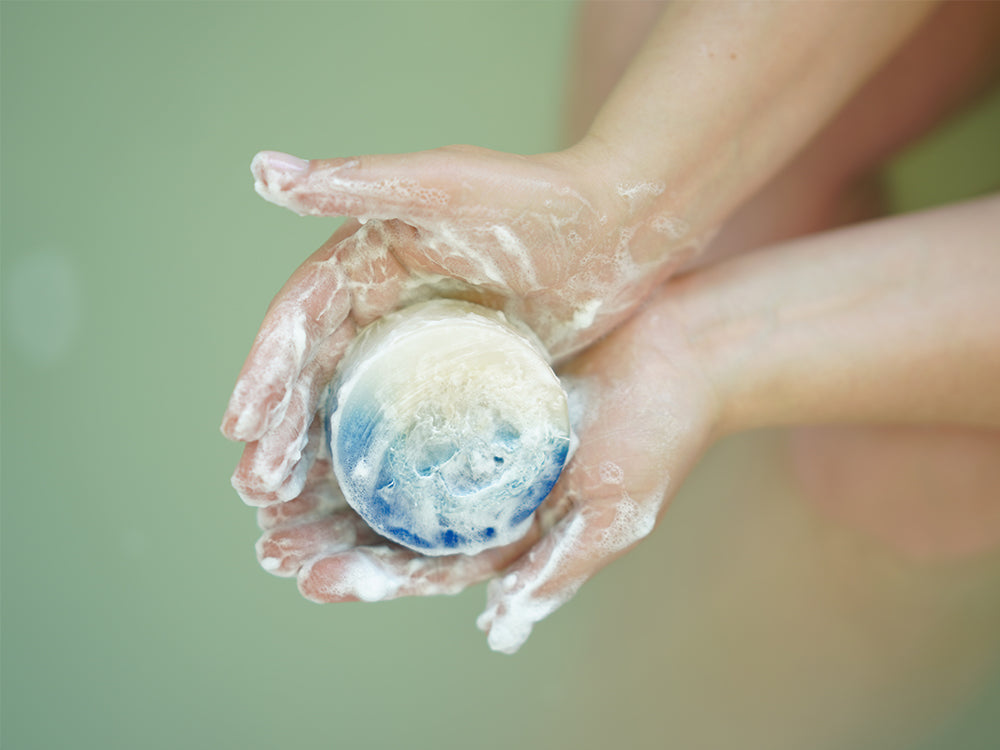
[326,299,571,557]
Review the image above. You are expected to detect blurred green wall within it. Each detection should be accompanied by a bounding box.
[2,3,998,750]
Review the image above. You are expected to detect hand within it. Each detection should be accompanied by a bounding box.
[222,144,707,504]
[254,289,719,653]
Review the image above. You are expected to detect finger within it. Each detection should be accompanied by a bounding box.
[296,547,491,603]
[233,407,329,508]
[221,221,359,442]
[251,150,456,223]
[476,477,660,655]
[231,317,355,504]
[339,218,508,324]
[256,510,382,578]
[273,410,328,502]
[230,331,352,506]
[293,444,581,603]
[255,459,347,531]
[338,219,416,327]
[296,524,542,604]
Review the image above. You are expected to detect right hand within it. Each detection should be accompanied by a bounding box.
[221,143,709,505]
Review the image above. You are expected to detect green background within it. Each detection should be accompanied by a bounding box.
[3,3,999,749]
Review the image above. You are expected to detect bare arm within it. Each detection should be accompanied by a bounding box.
[223,2,939,504]
[564,0,667,144]
[266,196,999,654]
[668,194,1000,435]
[575,0,937,255]
[475,193,1000,651]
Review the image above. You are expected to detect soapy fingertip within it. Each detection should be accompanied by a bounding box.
[259,556,282,573]
[220,384,270,442]
[485,611,534,655]
[224,366,296,444]
[475,606,497,633]
[252,150,310,179]
[298,551,402,604]
[251,151,313,215]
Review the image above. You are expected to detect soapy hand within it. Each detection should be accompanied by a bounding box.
[222,144,706,505]
[254,292,718,653]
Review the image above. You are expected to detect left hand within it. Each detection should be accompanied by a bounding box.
[221,144,705,506]
[254,288,719,653]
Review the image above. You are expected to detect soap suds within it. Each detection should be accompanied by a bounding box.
[224,251,350,448]
[298,545,498,603]
[478,510,588,654]
[598,460,624,485]
[253,153,450,219]
[615,181,666,213]
[257,508,380,579]
[597,494,659,554]
[255,461,347,531]
[305,550,405,602]
[570,298,602,331]
[651,213,690,240]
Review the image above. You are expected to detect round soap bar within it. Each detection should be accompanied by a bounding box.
[326,299,571,556]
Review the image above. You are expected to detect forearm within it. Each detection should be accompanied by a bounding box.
[665,195,1000,436]
[564,0,667,145]
[576,1,935,250]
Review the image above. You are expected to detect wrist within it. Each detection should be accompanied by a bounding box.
[560,133,716,267]
[660,264,773,441]
[621,281,729,447]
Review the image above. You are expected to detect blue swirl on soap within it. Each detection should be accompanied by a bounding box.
[331,389,570,555]
[326,299,572,557]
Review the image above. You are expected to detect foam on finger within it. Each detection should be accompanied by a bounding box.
[251,151,450,220]
[256,511,380,578]
[222,244,351,442]
[477,509,589,654]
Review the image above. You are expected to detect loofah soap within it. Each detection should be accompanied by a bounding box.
[326,299,571,556]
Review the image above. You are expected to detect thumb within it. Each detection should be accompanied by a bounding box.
[250,148,463,222]
[476,480,662,654]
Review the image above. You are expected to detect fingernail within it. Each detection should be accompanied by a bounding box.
[255,150,310,175]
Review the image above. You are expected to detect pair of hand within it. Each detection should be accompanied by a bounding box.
[221,145,717,653]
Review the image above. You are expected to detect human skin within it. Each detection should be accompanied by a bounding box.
[684,1,1000,558]
[569,0,1000,560]
[257,194,1000,653]
[222,1,935,507]
[479,193,1000,652]
[569,0,1000,262]
[571,0,934,242]
[681,196,1000,434]
[222,1,1000,652]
